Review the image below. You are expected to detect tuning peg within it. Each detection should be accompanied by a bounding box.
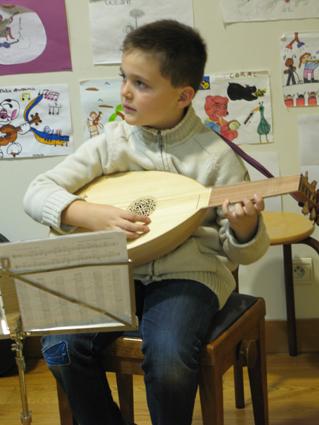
[310,208,316,221]
[302,203,309,215]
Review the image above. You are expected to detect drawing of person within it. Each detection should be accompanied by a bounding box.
[0,6,47,65]
[299,52,319,83]
[0,14,15,40]
[87,111,103,137]
[283,57,297,86]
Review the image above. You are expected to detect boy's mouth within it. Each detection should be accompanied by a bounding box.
[123,104,136,113]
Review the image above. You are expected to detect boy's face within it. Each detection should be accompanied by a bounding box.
[120,49,193,130]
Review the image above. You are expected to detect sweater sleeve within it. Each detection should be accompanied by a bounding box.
[213,148,270,264]
[23,133,109,233]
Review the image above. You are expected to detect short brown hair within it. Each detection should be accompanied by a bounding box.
[122,20,207,92]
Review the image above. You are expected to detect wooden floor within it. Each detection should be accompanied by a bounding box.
[0,353,318,425]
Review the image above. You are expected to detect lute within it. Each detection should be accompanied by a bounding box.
[50,171,318,266]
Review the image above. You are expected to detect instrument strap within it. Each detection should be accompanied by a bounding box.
[211,128,274,178]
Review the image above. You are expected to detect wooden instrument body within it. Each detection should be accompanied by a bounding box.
[76,172,210,266]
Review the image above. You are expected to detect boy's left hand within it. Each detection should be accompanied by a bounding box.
[222,194,265,243]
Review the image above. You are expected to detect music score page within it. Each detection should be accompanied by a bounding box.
[0,231,137,335]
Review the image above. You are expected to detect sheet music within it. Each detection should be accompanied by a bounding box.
[18,264,132,333]
[0,231,136,334]
[0,230,128,273]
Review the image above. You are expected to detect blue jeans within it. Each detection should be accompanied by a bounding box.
[42,279,219,425]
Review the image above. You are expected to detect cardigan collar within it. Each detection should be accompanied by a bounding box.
[133,106,204,145]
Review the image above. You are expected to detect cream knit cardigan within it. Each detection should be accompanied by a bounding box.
[24,106,269,308]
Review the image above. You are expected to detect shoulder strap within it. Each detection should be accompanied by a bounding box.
[211,128,274,178]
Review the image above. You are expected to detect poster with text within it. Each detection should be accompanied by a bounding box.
[89,0,193,64]
[193,71,273,145]
[80,78,122,141]
[221,0,319,23]
[0,84,72,159]
[0,0,71,75]
[281,32,319,108]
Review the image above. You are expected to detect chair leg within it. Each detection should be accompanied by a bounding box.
[56,382,77,425]
[283,244,298,356]
[116,373,134,424]
[233,362,245,408]
[247,325,269,425]
[199,365,224,425]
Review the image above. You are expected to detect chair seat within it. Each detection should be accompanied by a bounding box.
[262,211,314,245]
[101,292,259,370]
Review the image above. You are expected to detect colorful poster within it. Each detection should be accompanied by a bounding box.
[193,71,273,145]
[89,0,193,64]
[281,32,319,108]
[80,78,122,141]
[0,0,71,75]
[0,84,72,159]
[220,0,319,23]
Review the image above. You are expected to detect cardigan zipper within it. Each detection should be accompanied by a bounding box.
[156,130,166,170]
[151,130,166,276]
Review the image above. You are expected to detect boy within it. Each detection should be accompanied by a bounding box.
[24,20,269,425]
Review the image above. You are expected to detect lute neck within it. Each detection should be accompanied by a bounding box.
[208,175,301,208]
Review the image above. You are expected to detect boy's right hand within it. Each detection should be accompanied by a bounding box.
[62,200,151,240]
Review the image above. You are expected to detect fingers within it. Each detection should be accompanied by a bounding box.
[118,211,151,240]
[120,210,151,224]
[222,194,265,218]
[252,193,265,213]
[121,219,150,234]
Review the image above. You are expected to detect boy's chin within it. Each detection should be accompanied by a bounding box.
[124,115,143,126]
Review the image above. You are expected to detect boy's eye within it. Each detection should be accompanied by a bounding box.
[119,72,126,81]
[135,80,147,89]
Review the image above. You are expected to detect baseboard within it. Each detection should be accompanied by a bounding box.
[265,318,319,353]
[23,318,319,359]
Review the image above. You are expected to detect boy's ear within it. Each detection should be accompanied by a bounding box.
[178,87,195,107]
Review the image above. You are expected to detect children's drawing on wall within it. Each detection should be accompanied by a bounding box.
[281,32,319,108]
[0,4,46,66]
[193,72,273,145]
[80,79,123,140]
[0,84,72,159]
[220,0,319,23]
[298,114,319,184]
[0,0,71,76]
[89,0,193,64]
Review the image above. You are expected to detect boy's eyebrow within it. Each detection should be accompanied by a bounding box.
[119,66,151,84]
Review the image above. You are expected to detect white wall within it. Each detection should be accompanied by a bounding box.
[0,0,318,319]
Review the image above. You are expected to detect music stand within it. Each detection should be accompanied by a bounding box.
[0,231,136,425]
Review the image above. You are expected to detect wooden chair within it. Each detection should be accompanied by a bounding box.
[262,211,319,355]
[56,292,269,425]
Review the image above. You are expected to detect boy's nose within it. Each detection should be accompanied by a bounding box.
[121,81,133,99]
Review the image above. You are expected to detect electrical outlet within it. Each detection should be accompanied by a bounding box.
[292,258,313,284]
